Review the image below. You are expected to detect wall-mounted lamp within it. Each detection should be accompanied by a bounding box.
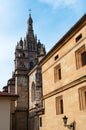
[62,115,75,130]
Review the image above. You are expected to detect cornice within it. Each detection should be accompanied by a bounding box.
[42,75,86,100]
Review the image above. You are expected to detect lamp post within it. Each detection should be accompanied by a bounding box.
[62,115,75,130]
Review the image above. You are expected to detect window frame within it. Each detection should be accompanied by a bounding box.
[54,54,59,60]
[75,33,82,42]
[81,52,86,66]
[56,95,64,115]
[75,45,86,69]
[78,86,86,110]
[54,64,61,82]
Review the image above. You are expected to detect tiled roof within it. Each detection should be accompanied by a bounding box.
[0,91,18,99]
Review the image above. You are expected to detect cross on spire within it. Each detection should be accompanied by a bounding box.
[29,9,32,16]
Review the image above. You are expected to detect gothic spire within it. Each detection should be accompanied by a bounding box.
[27,12,33,36]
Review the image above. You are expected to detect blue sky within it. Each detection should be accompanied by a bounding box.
[0,0,86,90]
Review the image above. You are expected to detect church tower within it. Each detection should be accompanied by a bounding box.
[14,13,46,130]
[15,13,46,72]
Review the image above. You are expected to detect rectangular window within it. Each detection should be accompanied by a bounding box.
[78,86,86,110]
[81,52,86,66]
[54,64,61,82]
[40,117,42,127]
[58,68,61,80]
[54,54,59,60]
[56,95,64,115]
[75,45,86,69]
[75,33,82,42]
[85,91,86,105]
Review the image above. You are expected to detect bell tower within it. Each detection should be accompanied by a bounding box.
[14,13,46,130]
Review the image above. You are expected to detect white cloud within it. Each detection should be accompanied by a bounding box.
[39,0,82,11]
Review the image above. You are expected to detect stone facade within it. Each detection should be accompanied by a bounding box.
[39,14,86,130]
[28,65,44,130]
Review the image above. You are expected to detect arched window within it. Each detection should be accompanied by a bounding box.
[31,82,35,102]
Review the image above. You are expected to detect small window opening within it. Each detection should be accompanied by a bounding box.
[76,34,82,42]
[55,54,59,60]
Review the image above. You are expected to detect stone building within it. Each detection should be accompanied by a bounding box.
[3,13,46,130]
[2,13,86,130]
[39,14,86,130]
